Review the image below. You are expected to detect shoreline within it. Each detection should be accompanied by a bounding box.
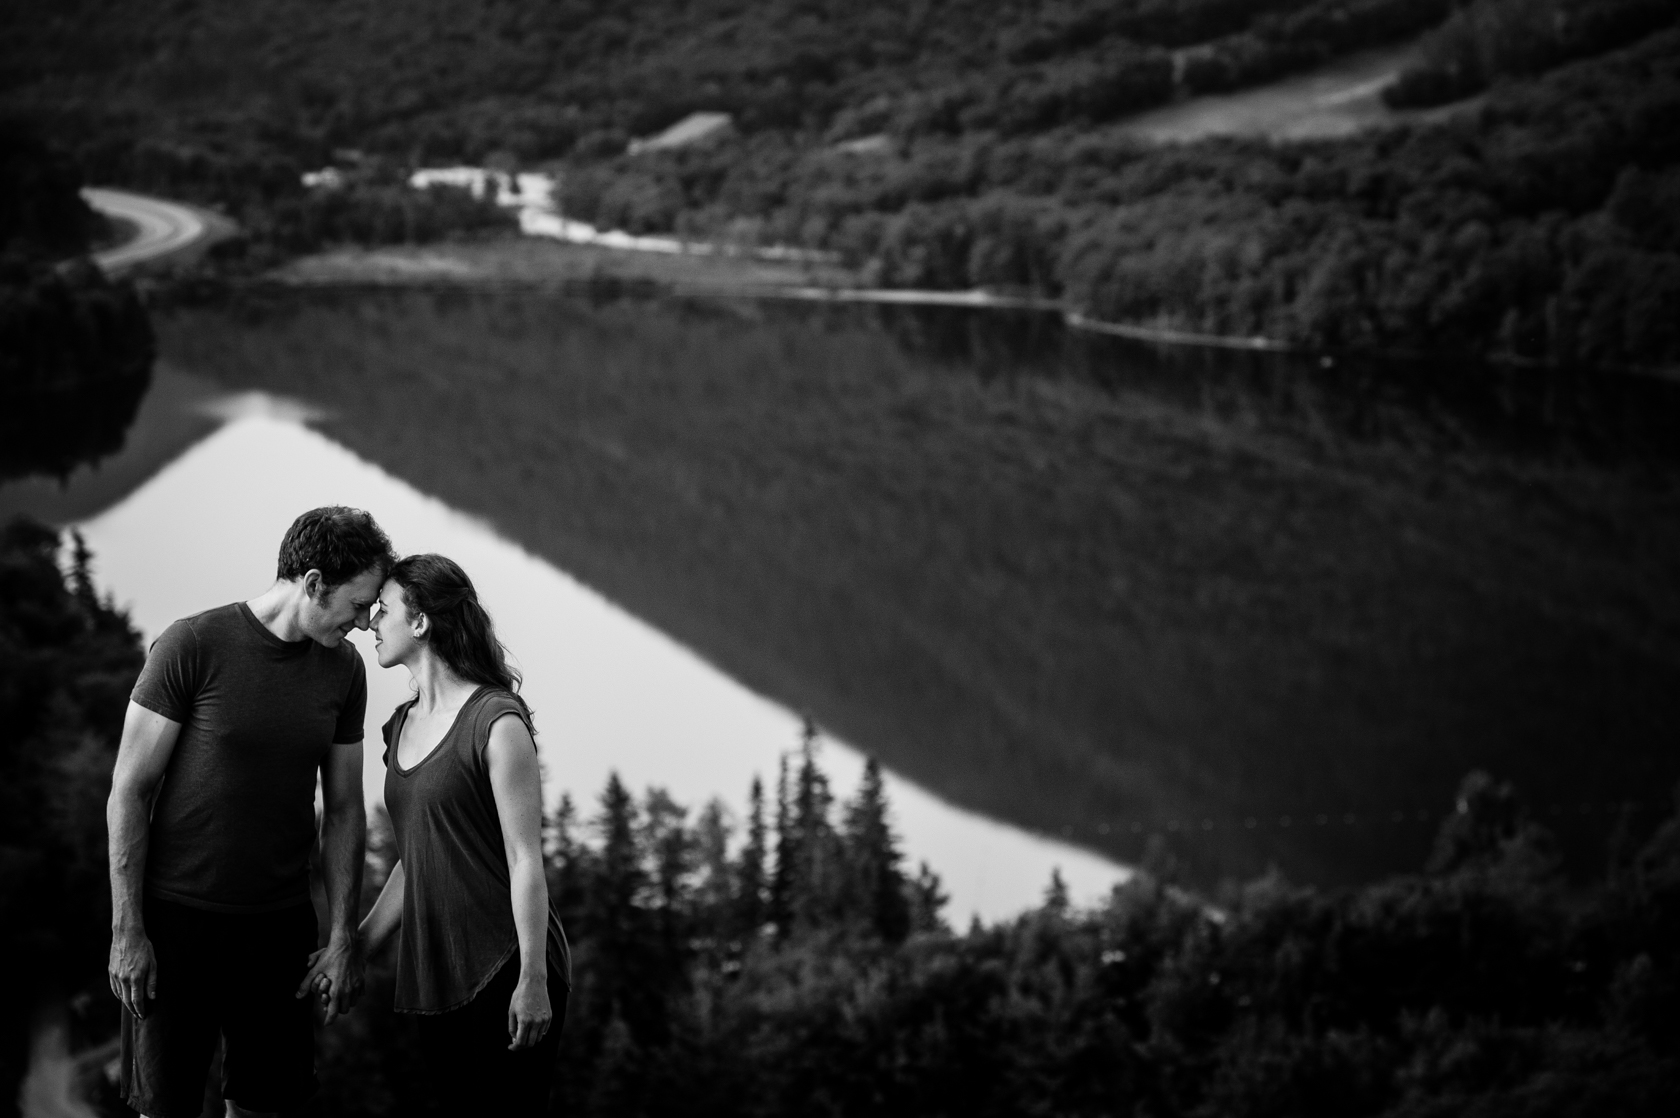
[256,239,1680,380]
[261,237,1305,355]
[77,200,1664,381]
[82,189,1676,379]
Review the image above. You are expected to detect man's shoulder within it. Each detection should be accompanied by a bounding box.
[169,602,245,636]
[148,603,240,654]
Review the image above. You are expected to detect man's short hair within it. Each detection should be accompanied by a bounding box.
[276,507,396,590]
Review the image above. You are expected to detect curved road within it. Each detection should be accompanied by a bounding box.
[82,187,215,273]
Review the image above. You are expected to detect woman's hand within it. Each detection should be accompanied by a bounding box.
[507,974,552,1050]
[296,934,365,1025]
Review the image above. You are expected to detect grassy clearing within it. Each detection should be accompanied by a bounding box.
[155,289,1680,884]
[268,234,857,290]
[1117,40,1468,143]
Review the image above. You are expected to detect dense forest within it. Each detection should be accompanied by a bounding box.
[0,523,145,1117]
[307,755,1680,1118]
[4,526,1672,1117]
[3,0,1678,367]
[0,125,154,479]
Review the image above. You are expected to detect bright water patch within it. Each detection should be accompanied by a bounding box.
[75,409,1127,923]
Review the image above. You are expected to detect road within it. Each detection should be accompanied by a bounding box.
[81,187,214,273]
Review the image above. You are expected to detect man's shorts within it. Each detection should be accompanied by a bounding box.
[120,895,318,1118]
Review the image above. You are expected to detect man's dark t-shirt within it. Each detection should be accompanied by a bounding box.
[130,602,367,914]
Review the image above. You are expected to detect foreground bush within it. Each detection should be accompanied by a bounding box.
[0,521,145,1117]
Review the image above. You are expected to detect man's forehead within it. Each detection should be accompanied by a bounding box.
[336,568,386,601]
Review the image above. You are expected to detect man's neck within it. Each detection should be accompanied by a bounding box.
[246,580,312,643]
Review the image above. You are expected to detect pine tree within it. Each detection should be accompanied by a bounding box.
[591,772,643,938]
[907,860,950,934]
[736,775,768,938]
[641,786,691,918]
[585,772,649,1038]
[641,786,693,1005]
[770,752,796,934]
[842,756,911,942]
[790,720,843,932]
[544,791,589,927]
[1043,867,1070,915]
[691,797,735,943]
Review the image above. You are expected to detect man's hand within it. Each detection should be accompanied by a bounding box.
[110,926,157,1019]
[296,933,364,1025]
[107,703,179,1022]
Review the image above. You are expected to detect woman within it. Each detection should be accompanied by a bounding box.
[310,553,569,1114]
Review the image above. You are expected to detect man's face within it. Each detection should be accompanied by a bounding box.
[304,567,384,647]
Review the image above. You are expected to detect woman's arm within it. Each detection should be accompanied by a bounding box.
[359,861,406,954]
[486,711,553,1052]
[300,860,404,1006]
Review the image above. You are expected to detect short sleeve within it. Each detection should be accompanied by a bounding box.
[379,703,405,768]
[473,691,535,766]
[130,619,200,723]
[333,653,367,744]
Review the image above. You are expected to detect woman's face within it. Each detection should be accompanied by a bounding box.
[371,579,423,669]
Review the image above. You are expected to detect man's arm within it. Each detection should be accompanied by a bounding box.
[305,737,366,1024]
[107,702,181,1018]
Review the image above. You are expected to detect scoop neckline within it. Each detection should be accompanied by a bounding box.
[390,685,492,776]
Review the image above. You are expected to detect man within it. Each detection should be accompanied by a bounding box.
[107,506,396,1118]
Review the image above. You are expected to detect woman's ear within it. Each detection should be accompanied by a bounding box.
[412,612,430,641]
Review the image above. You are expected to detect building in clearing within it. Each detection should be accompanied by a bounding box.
[627,112,734,155]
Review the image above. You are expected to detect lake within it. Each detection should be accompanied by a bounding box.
[7,286,1679,898]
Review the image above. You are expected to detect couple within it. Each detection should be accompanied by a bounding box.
[106,507,569,1117]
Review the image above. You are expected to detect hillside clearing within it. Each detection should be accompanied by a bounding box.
[1120,40,1475,143]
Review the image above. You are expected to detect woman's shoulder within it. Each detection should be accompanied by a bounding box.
[467,686,533,737]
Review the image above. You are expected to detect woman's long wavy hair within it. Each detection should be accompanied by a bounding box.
[389,553,532,723]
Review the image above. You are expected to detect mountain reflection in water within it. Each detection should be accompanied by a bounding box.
[13,288,1680,890]
[44,396,1127,923]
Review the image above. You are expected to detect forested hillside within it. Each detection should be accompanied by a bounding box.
[1,126,154,480]
[1,0,1455,165]
[3,0,1677,362]
[0,523,145,1116]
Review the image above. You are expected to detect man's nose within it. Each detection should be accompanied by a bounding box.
[355,609,371,630]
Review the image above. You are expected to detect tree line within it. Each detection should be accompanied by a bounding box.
[303,739,1680,1118]
[346,759,1680,1117]
[1385,0,1679,107]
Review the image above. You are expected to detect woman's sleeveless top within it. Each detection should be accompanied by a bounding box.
[383,685,571,1013]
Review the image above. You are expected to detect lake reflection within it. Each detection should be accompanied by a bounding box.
[17,286,1679,891]
[65,394,1126,923]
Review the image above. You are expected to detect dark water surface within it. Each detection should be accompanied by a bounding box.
[21,287,1680,886]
